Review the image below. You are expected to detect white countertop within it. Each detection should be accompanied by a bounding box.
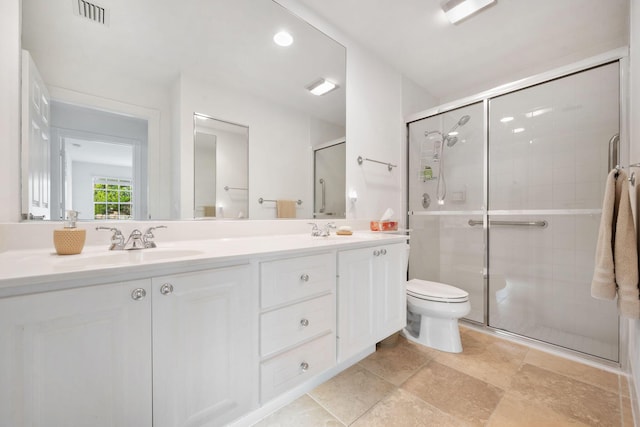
[0,232,408,298]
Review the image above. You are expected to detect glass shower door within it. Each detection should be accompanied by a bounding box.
[408,102,485,323]
[487,63,620,361]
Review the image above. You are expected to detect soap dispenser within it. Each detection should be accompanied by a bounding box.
[53,210,86,255]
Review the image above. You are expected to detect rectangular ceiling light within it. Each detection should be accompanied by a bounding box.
[441,0,496,24]
[307,79,338,96]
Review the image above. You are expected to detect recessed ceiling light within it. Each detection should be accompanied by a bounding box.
[500,116,514,123]
[273,31,293,47]
[441,0,496,24]
[513,128,525,134]
[307,78,338,96]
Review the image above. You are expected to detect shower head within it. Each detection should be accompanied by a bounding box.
[458,115,471,126]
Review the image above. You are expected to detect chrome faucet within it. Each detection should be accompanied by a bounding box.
[96,226,126,250]
[142,225,167,248]
[96,225,167,250]
[123,229,145,250]
[308,222,336,237]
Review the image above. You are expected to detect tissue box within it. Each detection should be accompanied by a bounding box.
[370,220,398,231]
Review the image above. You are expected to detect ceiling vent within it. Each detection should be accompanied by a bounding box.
[74,0,109,25]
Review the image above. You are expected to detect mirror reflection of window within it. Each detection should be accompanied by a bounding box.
[50,102,148,220]
[194,114,249,219]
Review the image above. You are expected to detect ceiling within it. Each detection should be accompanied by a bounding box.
[297,0,630,103]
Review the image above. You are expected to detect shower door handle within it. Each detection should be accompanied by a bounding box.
[319,178,326,213]
[608,133,620,171]
[468,219,547,228]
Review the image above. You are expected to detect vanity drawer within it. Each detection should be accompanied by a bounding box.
[261,294,334,357]
[260,253,335,308]
[260,332,336,403]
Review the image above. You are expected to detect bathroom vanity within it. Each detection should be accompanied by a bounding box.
[0,232,406,427]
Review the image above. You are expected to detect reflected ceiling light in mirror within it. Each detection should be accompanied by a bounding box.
[440,0,496,24]
[448,131,459,136]
[512,128,525,133]
[307,78,338,96]
[500,116,514,123]
[273,30,293,47]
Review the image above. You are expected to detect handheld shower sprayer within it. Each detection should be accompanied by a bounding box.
[424,114,471,205]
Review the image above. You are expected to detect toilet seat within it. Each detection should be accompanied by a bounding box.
[407,279,469,303]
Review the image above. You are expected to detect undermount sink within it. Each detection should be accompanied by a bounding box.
[57,249,205,268]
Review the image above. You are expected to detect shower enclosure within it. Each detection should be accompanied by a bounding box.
[407,55,625,362]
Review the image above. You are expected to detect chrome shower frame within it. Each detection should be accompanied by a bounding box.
[405,47,630,368]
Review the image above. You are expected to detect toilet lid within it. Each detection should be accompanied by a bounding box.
[407,279,469,302]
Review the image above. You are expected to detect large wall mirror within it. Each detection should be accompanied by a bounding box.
[20,0,346,221]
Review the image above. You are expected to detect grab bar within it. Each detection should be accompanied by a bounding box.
[319,178,326,213]
[468,219,548,228]
[608,133,620,171]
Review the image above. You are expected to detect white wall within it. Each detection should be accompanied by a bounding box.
[628,0,640,413]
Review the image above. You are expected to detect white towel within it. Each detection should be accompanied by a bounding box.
[591,169,639,318]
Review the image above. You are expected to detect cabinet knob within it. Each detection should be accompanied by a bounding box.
[131,288,147,301]
[300,361,309,372]
[373,250,380,256]
[300,318,309,327]
[381,248,387,255]
[160,283,174,295]
[300,273,310,282]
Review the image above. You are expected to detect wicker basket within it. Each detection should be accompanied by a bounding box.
[53,229,86,255]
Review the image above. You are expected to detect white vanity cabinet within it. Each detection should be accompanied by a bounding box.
[259,252,336,403]
[337,242,406,362]
[0,279,153,427]
[152,264,258,427]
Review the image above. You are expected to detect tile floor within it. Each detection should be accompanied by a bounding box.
[254,326,635,427]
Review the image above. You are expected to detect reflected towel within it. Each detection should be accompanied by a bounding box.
[276,200,296,219]
[591,169,640,319]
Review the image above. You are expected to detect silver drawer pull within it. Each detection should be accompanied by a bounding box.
[131,288,147,301]
[373,249,380,256]
[381,248,387,255]
[160,283,174,295]
[300,273,310,282]
[300,361,309,372]
[300,318,309,327]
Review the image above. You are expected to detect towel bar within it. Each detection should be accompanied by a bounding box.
[258,198,302,205]
[468,219,548,228]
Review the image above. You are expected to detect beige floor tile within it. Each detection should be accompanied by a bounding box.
[308,364,395,425]
[621,396,635,427]
[253,395,344,427]
[487,392,591,427]
[524,348,620,395]
[401,360,504,427]
[351,388,469,427]
[433,327,528,390]
[509,363,621,427]
[358,336,435,385]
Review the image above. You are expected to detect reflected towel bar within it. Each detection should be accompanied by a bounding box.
[224,186,248,191]
[357,156,397,171]
[259,198,302,205]
[468,219,548,228]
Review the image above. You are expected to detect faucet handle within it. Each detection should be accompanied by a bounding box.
[96,226,125,250]
[307,222,320,236]
[143,225,167,248]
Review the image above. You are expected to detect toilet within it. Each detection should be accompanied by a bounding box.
[403,279,471,353]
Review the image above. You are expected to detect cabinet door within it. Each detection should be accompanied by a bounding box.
[152,265,257,427]
[337,247,376,363]
[0,280,152,427]
[374,243,407,342]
